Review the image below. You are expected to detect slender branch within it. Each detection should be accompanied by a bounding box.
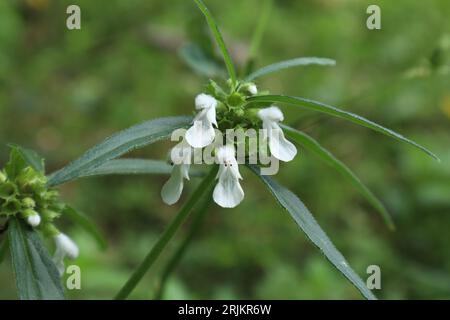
[154,195,212,300]
[114,166,218,300]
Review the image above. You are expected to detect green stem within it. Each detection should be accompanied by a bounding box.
[154,195,212,300]
[114,166,218,300]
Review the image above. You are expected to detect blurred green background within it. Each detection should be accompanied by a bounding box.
[1,0,449,299]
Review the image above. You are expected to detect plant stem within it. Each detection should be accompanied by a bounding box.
[114,166,218,300]
[154,195,212,300]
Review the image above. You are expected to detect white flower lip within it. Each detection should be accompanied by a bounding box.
[213,145,244,208]
[161,141,192,205]
[186,94,218,148]
[258,105,297,162]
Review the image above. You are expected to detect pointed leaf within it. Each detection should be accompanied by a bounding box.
[246,57,336,81]
[80,159,204,178]
[47,116,192,187]
[193,0,237,86]
[282,124,394,230]
[8,144,45,173]
[8,218,64,300]
[62,206,107,250]
[248,165,376,300]
[247,95,439,161]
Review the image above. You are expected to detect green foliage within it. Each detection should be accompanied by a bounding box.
[247,95,439,161]
[282,125,394,230]
[47,116,193,187]
[8,218,64,300]
[248,165,376,300]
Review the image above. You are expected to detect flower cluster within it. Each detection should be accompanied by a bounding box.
[0,150,78,275]
[161,81,297,208]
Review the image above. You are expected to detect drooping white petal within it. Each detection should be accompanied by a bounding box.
[54,233,79,259]
[258,105,297,162]
[267,125,298,162]
[161,165,189,205]
[213,171,244,208]
[186,94,218,148]
[213,145,244,208]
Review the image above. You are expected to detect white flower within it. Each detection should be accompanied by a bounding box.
[161,141,192,205]
[27,214,41,227]
[53,233,79,275]
[248,84,258,95]
[185,94,218,148]
[258,106,297,162]
[213,145,244,208]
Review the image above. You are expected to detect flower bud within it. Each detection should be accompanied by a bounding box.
[0,171,6,183]
[21,208,41,227]
[21,197,36,208]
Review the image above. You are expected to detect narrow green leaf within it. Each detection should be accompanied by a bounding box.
[179,43,227,78]
[47,116,192,187]
[80,159,204,178]
[282,125,395,230]
[8,218,64,300]
[246,57,336,81]
[247,95,439,161]
[115,166,218,300]
[193,0,237,86]
[62,206,107,250]
[8,144,45,173]
[248,165,376,300]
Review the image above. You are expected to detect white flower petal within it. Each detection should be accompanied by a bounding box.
[54,233,79,260]
[248,84,258,95]
[258,106,284,122]
[161,166,185,205]
[206,105,217,127]
[213,170,244,208]
[268,127,297,162]
[185,119,215,148]
[195,93,217,110]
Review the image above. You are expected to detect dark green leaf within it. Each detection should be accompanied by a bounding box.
[47,116,192,187]
[8,218,64,300]
[4,148,28,179]
[246,57,336,81]
[80,159,204,178]
[62,206,107,250]
[179,43,226,78]
[282,125,395,230]
[247,95,439,161]
[8,144,45,173]
[193,0,237,86]
[248,165,376,300]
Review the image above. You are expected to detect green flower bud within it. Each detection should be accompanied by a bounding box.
[41,209,61,222]
[3,198,21,215]
[0,171,6,183]
[21,197,36,208]
[227,92,245,107]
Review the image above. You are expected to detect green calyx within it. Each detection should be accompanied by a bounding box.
[205,79,267,131]
[0,148,65,235]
